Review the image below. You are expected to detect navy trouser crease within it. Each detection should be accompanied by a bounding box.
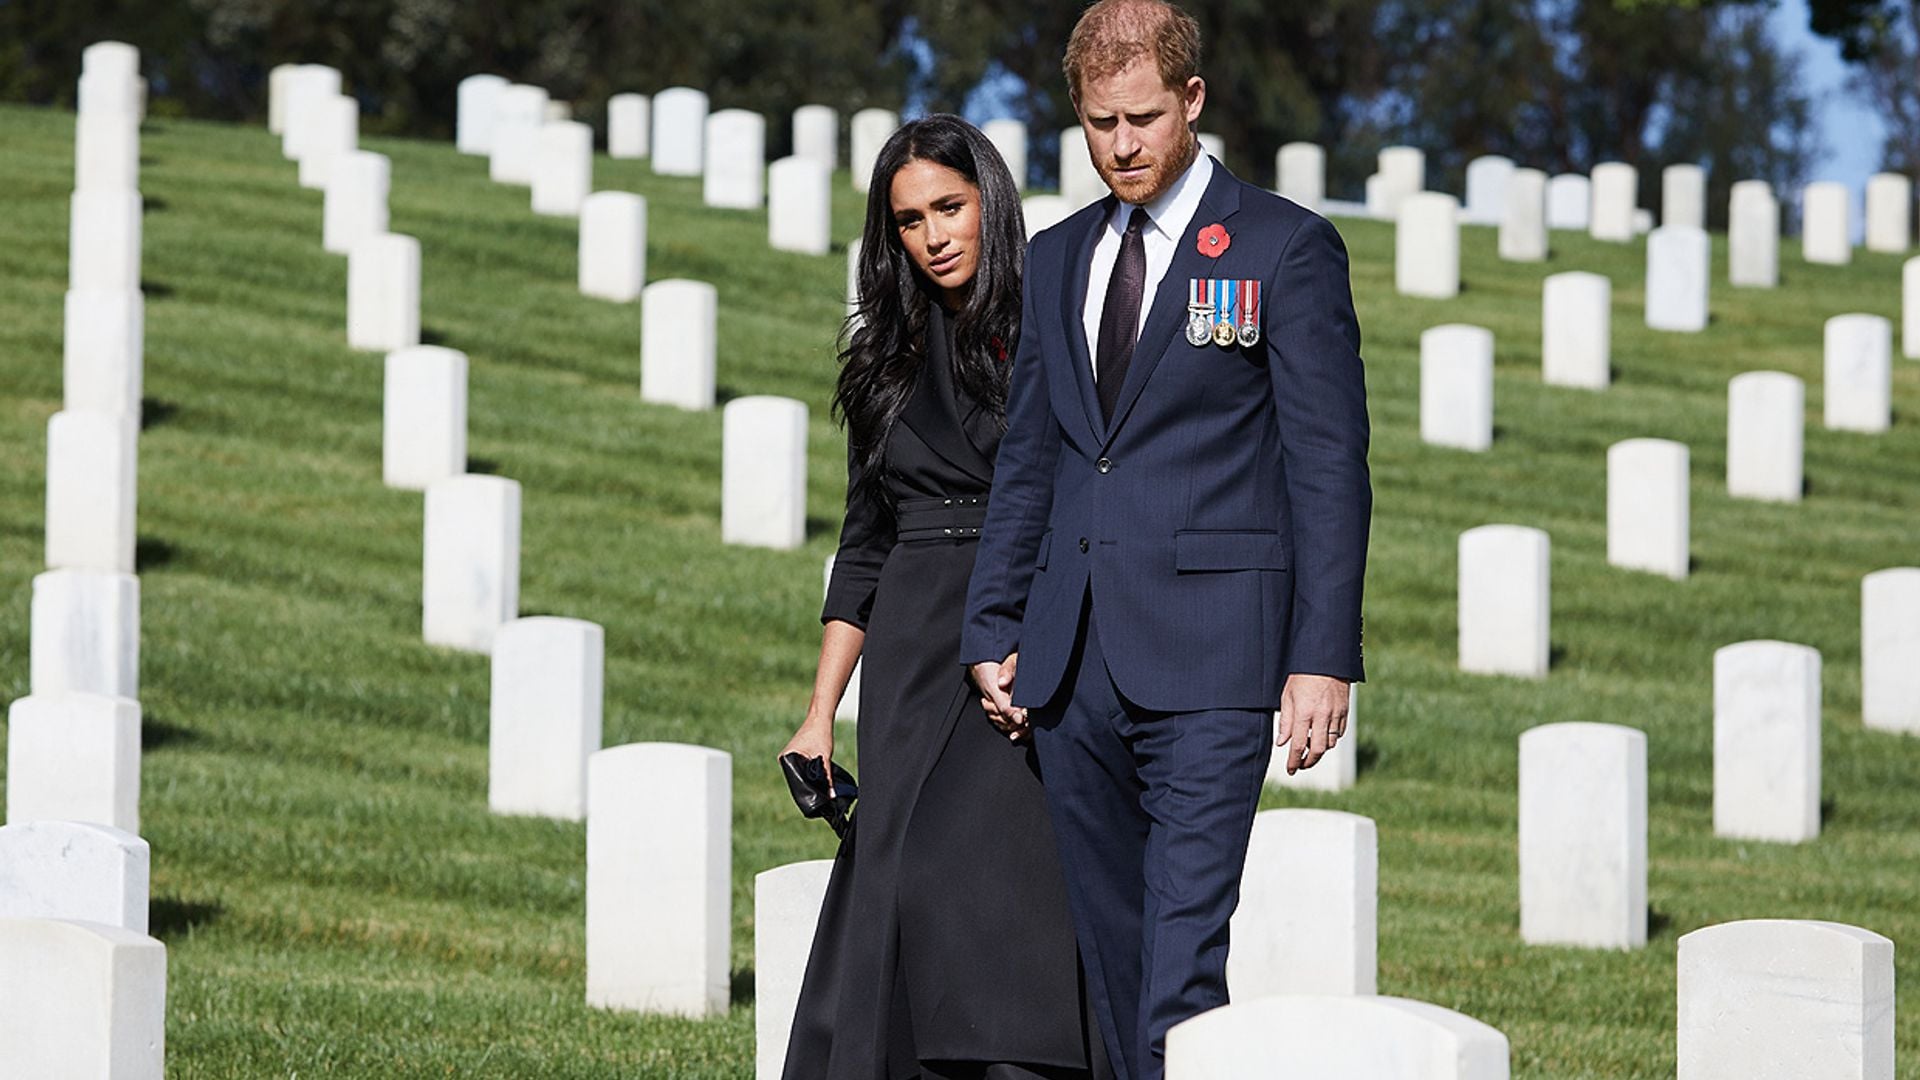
[1030,597,1273,1080]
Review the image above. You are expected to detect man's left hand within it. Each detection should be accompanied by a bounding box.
[1277,674,1350,774]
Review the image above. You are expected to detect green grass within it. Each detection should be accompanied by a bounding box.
[1,101,1917,1077]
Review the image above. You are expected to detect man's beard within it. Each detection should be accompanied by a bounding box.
[1096,134,1197,205]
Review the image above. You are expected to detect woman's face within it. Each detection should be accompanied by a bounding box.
[889,159,983,305]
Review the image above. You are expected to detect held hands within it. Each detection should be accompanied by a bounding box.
[779,716,837,797]
[1277,673,1350,774]
[970,653,1029,742]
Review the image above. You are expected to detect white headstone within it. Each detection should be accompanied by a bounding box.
[30,570,138,699]
[455,73,507,155]
[1376,146,1425,218]
[983,119,1027,191]
[1802,181,1853,265]
[586,742,731,1016]
[1864,172,1910,254]
[579,191,648,302]
[421,475,521,653]
[1464,155,1515,225]
[1060,126,1106,207]
[723,396,808,551]
[769,156,832,256]
[1713,640,1821,843]
[489,617,603,821]
[545,100,572,123]
[1264,685,1357,793]
[5,694,142,835]
[1197,132,1225,161]
[63,288,143,418]
[793,105,838,172]
[1645,225,1709,332]
[754,860,835,1080]
[1498,167,1548,262]
[1906,257,1920,359]
[74,109,138,194]
[1726,372,1804,502]
[346,232,421,352]
[1590,162,1638,242]
[281,64,342,162]
[69,189,142,293]
[1396,192,1460,299]
[1229,809,1376,997]
[608,93,650,160]
[531,120,593,216]
[1824,313,1892,434]
[1276,142,1324,213]
[322,149,390,256]
[640,279,718,411]
[1165,995,1510,1080]
[295,94,357,190]
[1729,179,1780,288]
[0,821,147,932]
[1662,164,1706,229]
[267,62,298,135]
[850,108,899,194]
[487,84,550,185]
[1363,173,1389,219]
[703,109,766,209]
[1862,568,1920,735]
[1546,173,1591,230]
[1518,722,1646,950]
[1678,920,1894,1080]
[1458,525,1549,679]
[1606,438,1688,580]
[45,410,136,575]
[1632,208,1655,235]
[651,87,708,177]
[1542,272,1610,390]
[1419,324,1494,452]
[382,346,467,490]
[82,42,139,81]
[0,917,166,1079]
[1023,194,1073,238]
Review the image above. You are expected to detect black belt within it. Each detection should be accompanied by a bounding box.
[896,495,989,541]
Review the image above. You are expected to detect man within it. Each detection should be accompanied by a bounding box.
[959,3,1370,1078]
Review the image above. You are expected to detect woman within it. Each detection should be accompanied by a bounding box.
[780,115,1105,1080]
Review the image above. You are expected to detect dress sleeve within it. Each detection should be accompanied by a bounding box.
[821,440,895,630]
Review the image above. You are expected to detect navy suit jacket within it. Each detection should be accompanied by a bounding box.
[960,163,1371,712]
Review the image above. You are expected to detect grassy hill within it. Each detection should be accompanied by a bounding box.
[1,102,1917,1077]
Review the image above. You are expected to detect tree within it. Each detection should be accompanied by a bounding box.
[1808,0,1920,173]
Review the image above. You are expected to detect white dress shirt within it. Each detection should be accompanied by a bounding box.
[1081,149,1215,375]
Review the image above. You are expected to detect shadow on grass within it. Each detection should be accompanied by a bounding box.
[140,280,175,299]
[136,536,177,572]
[731,967,756,1007]
[1355,740,1379,777]
[467,456,502,475]
[1548,644,1567,670]
[143,195,169,213]
[1821,795,1837,827]
[716,384,745,406]
[806,515,836,540]
[142,714,203,751]
[1648,906,1673,939]
[140,398,180,430]
[421,326,451,347]
[149,896,225,940]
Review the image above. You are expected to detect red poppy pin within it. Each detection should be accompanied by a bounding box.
[990,335,1009,363]
[1197,223,1231,257]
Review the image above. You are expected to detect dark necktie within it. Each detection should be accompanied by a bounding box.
[1095,207,1150,423]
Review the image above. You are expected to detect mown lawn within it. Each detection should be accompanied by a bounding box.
[0,101,1916,1077]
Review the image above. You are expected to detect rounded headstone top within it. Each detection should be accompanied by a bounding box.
[1518,720,1646,750]
[1249,807,1375,833]
[591,741,730,770]
[1678,917,1892,953]
[0,915,160,951]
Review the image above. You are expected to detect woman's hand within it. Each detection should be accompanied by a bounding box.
[780,717,837,796]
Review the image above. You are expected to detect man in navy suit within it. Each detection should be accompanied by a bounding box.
[959,2,1370,1077]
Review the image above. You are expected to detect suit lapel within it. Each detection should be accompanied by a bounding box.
[1102,167,1244,443]
[1059,198,1114,444]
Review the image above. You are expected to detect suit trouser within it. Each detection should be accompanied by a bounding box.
[1030,595,1272,1080]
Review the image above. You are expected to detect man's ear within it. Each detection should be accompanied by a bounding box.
[1184,76,1206,125]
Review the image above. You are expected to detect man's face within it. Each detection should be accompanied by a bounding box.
[1077,59,1204,205]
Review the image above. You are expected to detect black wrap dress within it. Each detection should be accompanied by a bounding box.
[784,304,1103,1080]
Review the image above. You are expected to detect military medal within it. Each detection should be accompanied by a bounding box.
[1237,279,1261,348]
[1186,278,1213,347]
[1212,278,1238,347]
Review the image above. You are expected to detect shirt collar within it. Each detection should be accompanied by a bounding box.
[1113,144,1214,242]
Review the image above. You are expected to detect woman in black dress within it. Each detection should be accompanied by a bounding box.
[780,115,1104,1080]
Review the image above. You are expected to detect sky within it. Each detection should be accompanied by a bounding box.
[1772,0,1885,194]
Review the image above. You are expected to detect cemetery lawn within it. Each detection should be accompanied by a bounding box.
[2,100,1918,1077]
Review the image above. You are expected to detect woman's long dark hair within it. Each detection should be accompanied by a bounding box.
[835,114,1026,512]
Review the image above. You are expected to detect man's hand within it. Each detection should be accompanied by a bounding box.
[1277,674,1350,774]
[970,653,1028,741]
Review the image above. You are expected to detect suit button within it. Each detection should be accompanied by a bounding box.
[1078,538,1090,553]
[1096,457,1112,474]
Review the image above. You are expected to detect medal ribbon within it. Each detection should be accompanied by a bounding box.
[1217,278,1234,331]
[1241,280,1258,331]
